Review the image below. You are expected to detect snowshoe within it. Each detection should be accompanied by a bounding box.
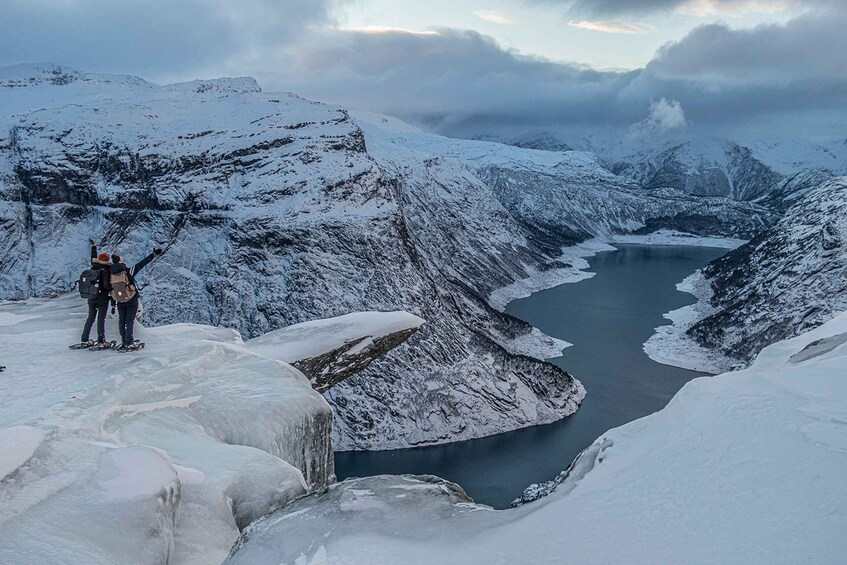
[90,340,117,351]
[118,341,145,353]
[69,340,95,350]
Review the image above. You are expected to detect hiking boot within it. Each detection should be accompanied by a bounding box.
[116,344,129,353]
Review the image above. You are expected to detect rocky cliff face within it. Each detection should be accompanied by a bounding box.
[0,64,773,450]
[687,176,847,363]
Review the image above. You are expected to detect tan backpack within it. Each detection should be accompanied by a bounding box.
[110,271,137,303]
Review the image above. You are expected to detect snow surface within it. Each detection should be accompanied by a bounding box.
[487,239,614,312]
[229,311,847,564]
[0,426,44,481]
[247,311,424,363]
[610,229,746,249]
[644,271,740,373]
[0,295,414,564]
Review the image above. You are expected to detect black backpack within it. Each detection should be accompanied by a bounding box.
[78,268,100,300]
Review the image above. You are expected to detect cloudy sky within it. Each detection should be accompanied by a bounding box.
[1,0,844,140]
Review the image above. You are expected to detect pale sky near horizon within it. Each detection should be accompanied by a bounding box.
[333,0,799,70]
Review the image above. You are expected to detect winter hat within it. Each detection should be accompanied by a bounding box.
[97,253,110,262]
[112,254,123,264]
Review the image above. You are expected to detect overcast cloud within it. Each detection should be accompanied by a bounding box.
[0,0,334,79]
[538,0,813,17]
[0,0,844,140]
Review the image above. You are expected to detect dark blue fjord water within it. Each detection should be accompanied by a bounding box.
[334,244,729,509]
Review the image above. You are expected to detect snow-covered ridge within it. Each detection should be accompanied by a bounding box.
[356,113,773,244]
[0,295,417,564]
[685,176,847,365]
[227,310,847,564]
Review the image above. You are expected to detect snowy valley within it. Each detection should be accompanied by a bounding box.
[1,64,791,451]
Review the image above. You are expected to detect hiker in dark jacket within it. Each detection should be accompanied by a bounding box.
[79,238,113,347]
[110,248,163,351]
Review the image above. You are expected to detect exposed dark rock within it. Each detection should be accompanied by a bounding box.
[295,327,421,393]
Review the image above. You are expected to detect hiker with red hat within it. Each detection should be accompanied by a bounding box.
[74,238,114,349]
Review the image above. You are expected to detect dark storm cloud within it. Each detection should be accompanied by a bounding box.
[0,0,334,78]
[1,0,843,139]
[645,11,847,83]
[258,7,847,139]
[264,28,638,130]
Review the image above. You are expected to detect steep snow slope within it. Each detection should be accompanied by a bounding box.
[0,64,585,450]
[227,311,847,565]
[0,295,419,564]
[685,176,847,365]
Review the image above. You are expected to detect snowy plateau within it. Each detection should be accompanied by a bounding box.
[0,296,422,564]
[1,63,847,564]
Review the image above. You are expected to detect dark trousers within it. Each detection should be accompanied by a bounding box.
[82,294,110,343]
[117,299,139,346]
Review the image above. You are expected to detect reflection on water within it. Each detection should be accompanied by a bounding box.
[335,244,728,508]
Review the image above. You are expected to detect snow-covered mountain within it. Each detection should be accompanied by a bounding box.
[611,138,784,201]
[227,310,847,564]
[0,64,773,450]
[356,115,773,247]
[488,129,847,208]
[0,64,589,450]
[685,176,847,364]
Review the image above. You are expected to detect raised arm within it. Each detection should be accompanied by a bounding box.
[131,248,163,276]
[89,238,97,260]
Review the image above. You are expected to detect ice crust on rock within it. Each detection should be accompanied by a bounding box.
[247,311,425,392]
[228,312,847,565]
[247,311,424,363]
[0,295,411,564]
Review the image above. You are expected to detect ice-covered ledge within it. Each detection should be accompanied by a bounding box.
[0,295,420,564]
[246,312,425,392]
